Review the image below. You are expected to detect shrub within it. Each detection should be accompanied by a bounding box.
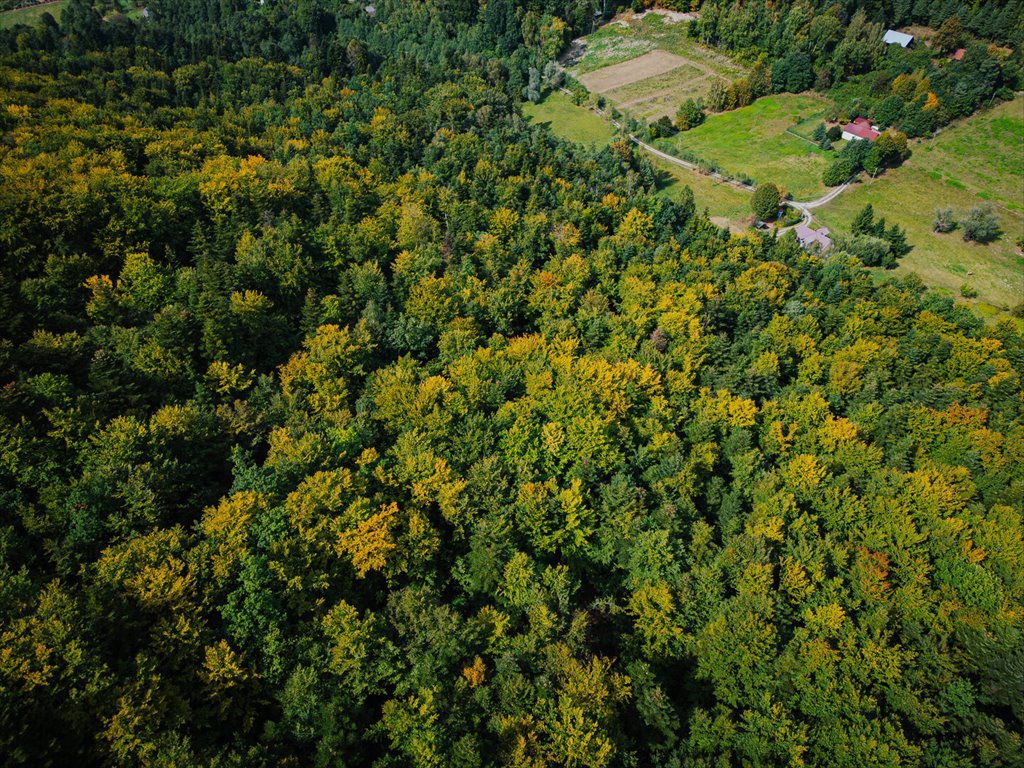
[649,115,676,139]
[771,51,813,93]
[960,283,979,298]
[839,137,870,173]
[873,96,904,128]
[851,204,876,235]
[707,80,727,112]
[674,98,705,132]
[960,204,1000,243]
[933,206,956,233]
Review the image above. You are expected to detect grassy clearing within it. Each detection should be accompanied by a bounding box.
[522,91,616,147]
[566,12,745,114]
[789,114,830,143]
[577,50,691,93]
[521,93,753,224]
[654,157,754,228]
[621,76,714,120]
[814,95,1024,317]
[655,93,835,200]
[0,0,69,28]
[814,176,1023,316]
[915,97,1024,212]
[568,12,743,78]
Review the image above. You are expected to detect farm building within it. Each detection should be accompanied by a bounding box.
[795,224,832,252]
[841,117,880,142]
[883,30,914,47]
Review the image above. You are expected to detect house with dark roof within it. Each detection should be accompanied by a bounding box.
[883,30,914,47]
[841,117,880,142]
[795,224,832,253]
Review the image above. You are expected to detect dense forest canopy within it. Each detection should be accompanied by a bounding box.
[692,0,1024,47]
[1,1,1022,766]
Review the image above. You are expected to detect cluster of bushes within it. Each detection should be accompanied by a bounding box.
[934,203,1002,243]
[751,182,782,221]
[811,122,843,150]
[648,114,677,138]
[822,129,910,186]
[673,97,705,132]
[522,61,563,103]
[706,58,772,113]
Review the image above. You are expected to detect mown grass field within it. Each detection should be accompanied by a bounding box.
[0,0,69,28]
[815,177,1023,316]
[566,12,746,120]
[653,158,754,229]
[916,97,1024,212]
[522,90,616,146]
[814,96,1024,316]
[654,93,835,200]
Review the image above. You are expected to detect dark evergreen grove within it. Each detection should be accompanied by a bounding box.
[0,1,1022,766]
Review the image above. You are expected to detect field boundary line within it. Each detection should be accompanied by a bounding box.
[785,128,820,147]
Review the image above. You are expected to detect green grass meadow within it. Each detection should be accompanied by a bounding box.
[655,93,835,200]
[915,96,1024,213]
[522,91,616,147]
[653,157,754,227]
[813,98,1024,316]
[566,12,746,115]
[523,79,1023,315]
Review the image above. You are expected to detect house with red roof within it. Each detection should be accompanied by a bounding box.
[950,48,966,61]
[841,117,880,142]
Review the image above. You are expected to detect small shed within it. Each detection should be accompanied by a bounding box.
[883,30,914,47]
[841,117,880,142]
[950,48,966,61]
[795,224,832,252]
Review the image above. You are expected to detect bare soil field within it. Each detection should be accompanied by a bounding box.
[577,50,691,94]
[567,14,746,119]
[603,63,703,107]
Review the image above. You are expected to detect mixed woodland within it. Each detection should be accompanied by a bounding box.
[695,0,1022,137]
[0,1,1022,766]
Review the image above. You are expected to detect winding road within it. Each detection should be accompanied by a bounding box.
[554,86,853,229]
[622,129,852,229]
